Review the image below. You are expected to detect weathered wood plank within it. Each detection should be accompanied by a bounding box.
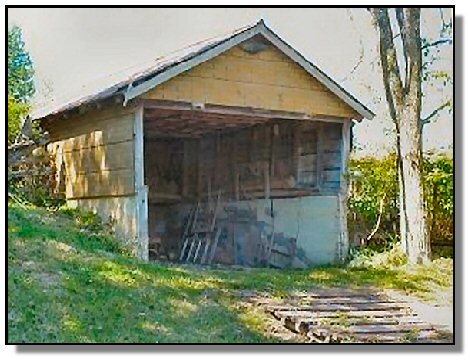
[141,44,359,119]
[349,330,439,343]
[288,294,383,301]
[323,151,341,170]
[322,169,341,183]
[298,154,317,171]
[309,323,434,335]
[290,288,385,298]
[252,288,442,343]
[296,316,424,327]
[134,104,149,260]
[63,140,134,175]
[49,113,134,147]
[268,302,411,312]
[316,123,324,189]
[271,309,416,319]
[288,298,391,306]
[66,168,135,199]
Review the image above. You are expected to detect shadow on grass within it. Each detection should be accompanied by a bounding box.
[8,252,272,343]
[8,204,452,343]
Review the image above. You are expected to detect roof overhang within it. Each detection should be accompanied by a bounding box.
[33,20,375,122]
[123,20,374,120]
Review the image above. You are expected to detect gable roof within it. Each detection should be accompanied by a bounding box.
[33,20,374,121]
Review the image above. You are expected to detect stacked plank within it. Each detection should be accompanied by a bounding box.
[244,288,442,343]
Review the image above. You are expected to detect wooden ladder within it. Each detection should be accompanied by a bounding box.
[179,190,222,264]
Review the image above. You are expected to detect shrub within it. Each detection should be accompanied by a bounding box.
[348,153,453,257]
[348,246,408,269]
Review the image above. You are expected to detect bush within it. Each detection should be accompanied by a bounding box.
[348,153,453,257]
[348,246,408,269]
[57,206,130,256]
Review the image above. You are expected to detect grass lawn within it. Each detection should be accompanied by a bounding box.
[7,203,453,343]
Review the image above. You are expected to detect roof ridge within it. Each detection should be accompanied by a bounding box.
[32,20,262,117]
[33,18,374,121]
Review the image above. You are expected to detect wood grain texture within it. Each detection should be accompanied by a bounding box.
[46,106,137,200]
[65,168,135,199]
[141,44,359,119]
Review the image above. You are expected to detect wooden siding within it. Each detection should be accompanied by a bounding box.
[141,44,359,119]
[46,106,136,200]
[145,120,343,205]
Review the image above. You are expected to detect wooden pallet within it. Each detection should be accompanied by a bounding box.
[244,288,447,343]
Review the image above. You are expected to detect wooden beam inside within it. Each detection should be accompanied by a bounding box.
[142,99,350,123]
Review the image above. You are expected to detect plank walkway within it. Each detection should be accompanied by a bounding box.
[242,288,449,343]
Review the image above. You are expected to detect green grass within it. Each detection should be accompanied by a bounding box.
[8,203,453,343]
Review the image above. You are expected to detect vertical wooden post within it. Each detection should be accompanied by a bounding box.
[233,134,240,201]
[197,139,203,199]
[182,140,189,199]
[292,122,301,185]
[270,123,276,178]
[338,119,352,262]
[316,123,324,190]
[134,104,149,261]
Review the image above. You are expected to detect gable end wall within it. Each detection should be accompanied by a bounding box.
[141,44,360,119]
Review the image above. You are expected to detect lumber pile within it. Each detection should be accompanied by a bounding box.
[243,288,448,343]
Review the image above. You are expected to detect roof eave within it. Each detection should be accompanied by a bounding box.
[33,19,375,122]
[124,20,374,120]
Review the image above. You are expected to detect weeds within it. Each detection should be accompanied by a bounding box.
[8,203,453,343]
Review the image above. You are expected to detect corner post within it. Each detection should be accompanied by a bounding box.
[338,119,352,262]
[134,104,149,260]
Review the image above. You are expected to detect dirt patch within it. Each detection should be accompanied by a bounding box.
[35,272,61,287]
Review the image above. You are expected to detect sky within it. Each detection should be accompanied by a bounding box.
[7,7,453,157]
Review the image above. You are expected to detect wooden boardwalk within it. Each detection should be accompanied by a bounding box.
[243,288,449,343]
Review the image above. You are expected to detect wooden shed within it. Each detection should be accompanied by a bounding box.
[35,20,374,267]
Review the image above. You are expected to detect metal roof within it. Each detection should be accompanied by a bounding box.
[32,20,375,121]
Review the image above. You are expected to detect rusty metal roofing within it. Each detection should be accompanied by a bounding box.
[32,20,375,121]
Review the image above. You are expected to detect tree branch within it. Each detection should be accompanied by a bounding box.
[395,8,410,92]
[370,8,405,121]
[403,8,422,103]
[421,100,451,125]
[340,9,365,83]
[421,38,453,50]
[366,194,386,243]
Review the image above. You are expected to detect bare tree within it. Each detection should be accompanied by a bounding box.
[370,8,430,264]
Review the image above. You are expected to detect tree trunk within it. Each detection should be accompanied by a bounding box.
[371,8,431,264]
[397,104,430,264]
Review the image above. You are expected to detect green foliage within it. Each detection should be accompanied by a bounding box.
[8,25,35,145]
[349,154,398,231]
[9,177,64,210]
[348,246,408,269]
[8,204,453,343]
[8,25,35,101]
[348,153,453,256]
[423,155,454,254]
[7,204,271,343]
[8,146,63,209]
[7,95,30,144]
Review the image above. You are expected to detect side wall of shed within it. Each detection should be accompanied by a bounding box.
[45,105,146,257]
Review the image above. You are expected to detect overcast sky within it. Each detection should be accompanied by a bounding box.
[8,7,453,156]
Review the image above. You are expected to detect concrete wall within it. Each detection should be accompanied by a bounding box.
[68,196,142,255]
[150,195,342,266]
[235,195,341,265]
